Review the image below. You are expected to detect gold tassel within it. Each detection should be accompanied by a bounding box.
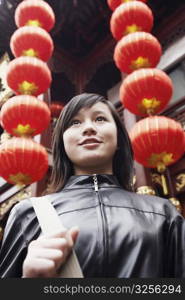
[161,174,168,195]
[169,198,182,213]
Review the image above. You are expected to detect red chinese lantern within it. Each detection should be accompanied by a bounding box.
[15,0,55,32]
[0,137,48,185]
[110,2,153,40]
[10,26,54,62]
[0,95,51,137]
[50,101,64,119]
[6,56,51,96]
[107,0,148,11]
[114,32,162,74]
[120,68,173,116]
[129,116,185,172]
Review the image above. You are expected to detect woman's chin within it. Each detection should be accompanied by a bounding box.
[75,155,106,168]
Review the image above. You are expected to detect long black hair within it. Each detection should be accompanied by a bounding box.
[48,93,134,192]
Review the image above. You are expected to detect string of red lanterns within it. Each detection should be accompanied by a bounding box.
[0,0,55,186]
[107,0,185,197]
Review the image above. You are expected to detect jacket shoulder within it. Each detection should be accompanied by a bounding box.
[115,189,180,218]
[11,194,55,218]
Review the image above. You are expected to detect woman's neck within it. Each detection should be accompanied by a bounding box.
[74,165,113,176]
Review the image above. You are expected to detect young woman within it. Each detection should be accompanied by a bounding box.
[0,93,185,278]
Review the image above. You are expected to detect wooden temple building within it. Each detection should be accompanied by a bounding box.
[0,0,185,244]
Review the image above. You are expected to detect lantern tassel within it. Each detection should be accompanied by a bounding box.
[161,174,168,195]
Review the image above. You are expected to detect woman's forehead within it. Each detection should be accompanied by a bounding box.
[75,102,111,116]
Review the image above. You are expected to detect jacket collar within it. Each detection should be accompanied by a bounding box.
[63,174,121,189]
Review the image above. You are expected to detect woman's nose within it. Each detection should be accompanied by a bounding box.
[82,122,97,135]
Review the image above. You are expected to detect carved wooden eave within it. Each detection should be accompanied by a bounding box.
[0,186,31,222]
[49,36,116,92]
[153,3,185,50]
[0,53,14,107]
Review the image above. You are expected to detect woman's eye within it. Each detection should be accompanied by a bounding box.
[96,116,106,122]
[70,120,81,126]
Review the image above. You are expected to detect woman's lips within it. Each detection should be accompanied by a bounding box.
[79,138,102,145]
[80,142,102,149]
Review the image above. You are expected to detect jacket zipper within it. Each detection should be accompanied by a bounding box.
[93,174,108,276]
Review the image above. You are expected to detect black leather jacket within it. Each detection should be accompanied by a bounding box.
[0,174,185,278]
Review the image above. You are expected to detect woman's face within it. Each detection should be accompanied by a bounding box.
[63,102,118,175]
